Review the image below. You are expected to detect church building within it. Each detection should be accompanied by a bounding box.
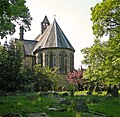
[20,16,75,74]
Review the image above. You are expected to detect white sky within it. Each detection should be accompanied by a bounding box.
[0,0,102,69]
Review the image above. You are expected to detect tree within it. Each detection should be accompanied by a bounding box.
[67,69,84,84]
[0,0,32,39]
[67,69,86,91]
[0,40,23,91]
[32,65,58,92]
[81,0,120,84]
[91,0,120,38]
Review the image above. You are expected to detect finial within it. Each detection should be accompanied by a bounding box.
[54,14,56,21]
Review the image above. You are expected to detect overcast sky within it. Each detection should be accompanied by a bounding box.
[0,0,102,69]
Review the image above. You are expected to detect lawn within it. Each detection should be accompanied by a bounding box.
[0,91,120,117]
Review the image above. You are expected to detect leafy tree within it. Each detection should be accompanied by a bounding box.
[91,0,120,38]
[67,69,84,84]
[18,66,34,92]
[81,0,120,84]
[67,69,86,91]
[0,0,32,39]
[33,65,57,92]
[0,40,23,91]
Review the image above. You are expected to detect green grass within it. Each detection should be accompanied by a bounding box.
[0,92,120,117]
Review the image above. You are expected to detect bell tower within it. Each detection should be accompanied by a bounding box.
[41,16,50,34]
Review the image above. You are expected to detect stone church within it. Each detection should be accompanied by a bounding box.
[20,16,75,74]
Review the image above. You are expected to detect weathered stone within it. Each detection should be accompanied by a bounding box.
[111,85,119,97]
[87,97,100,103]
[48,107,67,112]
[27,113,49,117]
[62,86,66,91]
[76,99,86,105]
[52,92,59,97]
[59,99,71,105]
[106,84,112,95]
[39,92,51,97]
[26,95,39,101]
[74,99,88,112]
[58,86,62,92]
[105,95,113,100]
[74,104,88,112]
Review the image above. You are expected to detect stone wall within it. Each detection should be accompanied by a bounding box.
[35,48,74,74]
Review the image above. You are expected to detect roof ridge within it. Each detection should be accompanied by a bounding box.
[33,18,75,52]
[54,20,57,47]
[42,23,53,47]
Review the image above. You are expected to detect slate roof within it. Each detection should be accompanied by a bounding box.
[23,19,75,56]
[34,19,75,52]
[23,40,38,55]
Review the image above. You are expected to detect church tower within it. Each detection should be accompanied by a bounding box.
[21,16,75,74]
[41,16,50,34]
[34,16,75,74]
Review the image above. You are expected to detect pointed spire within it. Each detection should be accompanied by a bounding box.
[41,16,50,34]
[54,14,56,21]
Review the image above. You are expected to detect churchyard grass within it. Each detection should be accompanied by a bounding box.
[0,91,120,117]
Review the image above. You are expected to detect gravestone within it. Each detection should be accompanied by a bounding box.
[74,99,88,112]
[27,112,49,117]
[59,99,71,105]
[52,92,59,97]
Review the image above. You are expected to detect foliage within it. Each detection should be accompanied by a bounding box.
[81,0,120,84]
[0,0,32,39]
[0,40,58,92]
[0,40,23,92]
[18,66,34,92]
[32,65,58,91]
[91,0,120,38]
[67,69,85,85]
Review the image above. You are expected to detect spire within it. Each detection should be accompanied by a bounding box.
[41,16,50,34]
[19,25,24,40]
[54,14,56,21]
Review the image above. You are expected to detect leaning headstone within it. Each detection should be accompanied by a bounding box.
[111,85,119,97]
[58,86,62,92]
[94,85,100,92]
[39,92,51,97]
[74,99,88,112]
[74,103,88,112]
[106,84,112,95]
[87,97,100,103]
[62,86,66,91]
[59,99,71,105]
[52,92,59,97]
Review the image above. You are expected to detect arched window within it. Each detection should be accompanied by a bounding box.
[59,51,67,74]
[49,52,53,68]
[45,53,49,66]
[38,53,43,66]
[70,53,74,72]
